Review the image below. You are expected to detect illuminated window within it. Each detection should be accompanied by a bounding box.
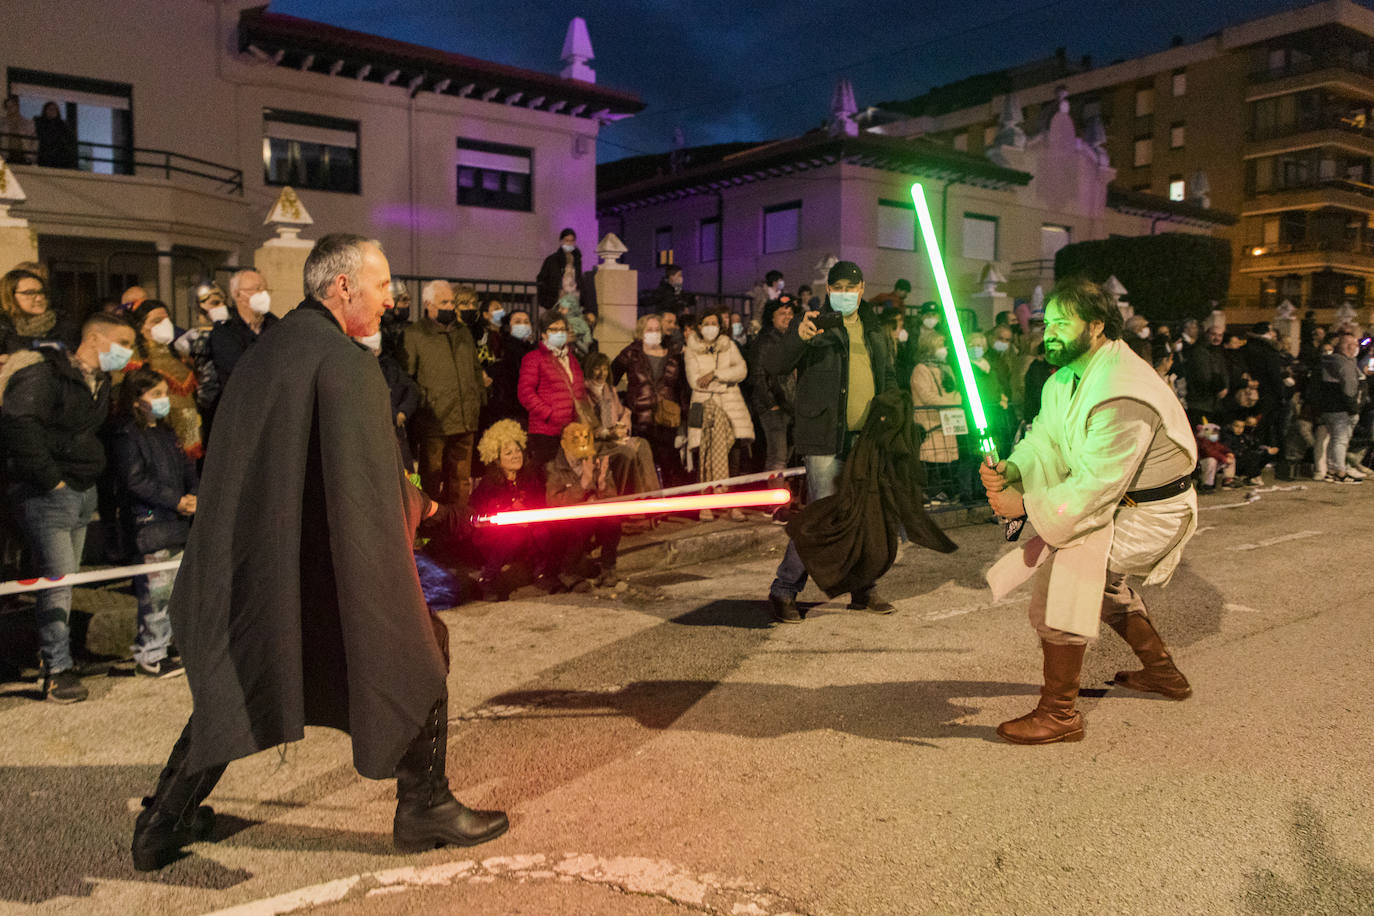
[1169,178,1185,201]
[11,67,134,175]
[655,226,674,266]
[265,110,359,193]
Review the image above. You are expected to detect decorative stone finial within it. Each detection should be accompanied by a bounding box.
[596,232,628,269]
[263,186,314,245]
[994,93,1026,150]
[829,78,859,137]
[1103,275,1127,298]
[0,156,29,227]
[561,18,596,83]
[979,263,1006,294]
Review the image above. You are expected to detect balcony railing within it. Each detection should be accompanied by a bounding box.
[1247,117,1374,143]
[1249,53,1374,85]
[1248,176,1374,201]
[1011,258,1056,279]
[1244,239,1374,258]
[1,133,243,195]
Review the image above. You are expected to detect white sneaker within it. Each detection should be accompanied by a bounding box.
[1345,465,1368,480]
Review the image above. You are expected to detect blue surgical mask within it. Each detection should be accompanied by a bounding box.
[732,322,744,337]
[992,340,1010,353]
[510,323,532,340]
[98,341,133,373]
[490,308,506,324]
[546,331,568,350]
[561,243,575,253]
[969,346,985,360]
[830,291,860,315]
[148,396,171,419]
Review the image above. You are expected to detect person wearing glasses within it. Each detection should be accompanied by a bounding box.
[0,268,79,356]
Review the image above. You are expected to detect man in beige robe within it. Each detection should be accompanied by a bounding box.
[981,278,1196,746]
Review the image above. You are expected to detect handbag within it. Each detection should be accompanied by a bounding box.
[687,401,705,429]
[653,397,682,428]
[134,517,190,555]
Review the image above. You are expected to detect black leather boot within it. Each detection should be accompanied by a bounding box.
[131,719,225,871]
[393,697,508,853]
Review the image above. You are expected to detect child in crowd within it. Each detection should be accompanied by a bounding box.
[1194,418,1238,492]
[1221,415,1278,485]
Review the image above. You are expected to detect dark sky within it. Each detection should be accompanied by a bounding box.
[278,0,1318,161]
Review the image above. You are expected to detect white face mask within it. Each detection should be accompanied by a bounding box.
[354,332,382,354]
[249,290,272,314]
[897,328,909,343]
[700,325,720,341]
[922,316,938,330]
[206,305,230,324]
[561,243,575,253]
[934,347,948,361]
[643,331,662,347]
[969,345,985,360]
[1136,328,1150,340]
[510,323,532,340]
[732,322,745,337]
[149,318,175,345]
[992,340,1010,353]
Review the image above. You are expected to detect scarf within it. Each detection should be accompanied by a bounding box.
[12,309,56,338]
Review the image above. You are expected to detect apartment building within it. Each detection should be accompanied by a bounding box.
[0,0,641,324]
[873,0,1374,314]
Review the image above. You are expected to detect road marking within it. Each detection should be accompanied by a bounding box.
[203,852,804,916]
[1224,603,1266,614]
[1227,530,1321,552]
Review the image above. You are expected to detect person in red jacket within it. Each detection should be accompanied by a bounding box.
[1194,418,1237,492]
[517,314,586,471]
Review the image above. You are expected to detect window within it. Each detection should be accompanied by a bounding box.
[655,226,674,266]
[1172,70,1187,97]
[1041,225,1070,260]
[1170,123,1185,149]
[1169,177,1186,201]
[8,67,133,174]
[1135,87,1154,118]
[952,133,968,152]
[877,199,916,250]
[1133,137,1153,168]
[763,201,801,254]
[983,125,997,146]
[455,138,530,210]
[1268,48,1287,73]
[264,110,359,193]
[698,217,720,262]
[962,213,997,261]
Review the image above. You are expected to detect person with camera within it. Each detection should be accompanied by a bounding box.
[763,261,899,623]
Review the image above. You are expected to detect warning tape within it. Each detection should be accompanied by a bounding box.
[0,559,181,597]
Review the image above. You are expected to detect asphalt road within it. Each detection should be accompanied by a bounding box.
[1,481,1372,915]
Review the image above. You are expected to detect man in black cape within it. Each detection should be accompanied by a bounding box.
[131,234,507,871]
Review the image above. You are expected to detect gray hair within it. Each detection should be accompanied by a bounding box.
[421,279,452,306]
[227,268,261,299]
[303,233,382,302]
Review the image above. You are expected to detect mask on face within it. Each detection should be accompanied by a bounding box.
[897,328,909,343]
[561,243,575,254]
[922,316,939,330]
[248,290,272,315]
[732,322,745,337]
[459,309,480,328]
[643,331,662,347]
[99,341,133,373]
[700,325,720,342]
[546,330,568,350]
[435,308,457,326]
[830,291,860,315]
[490,308,506,324]
[1137,328,1151,340]
[206,305,230,324]
[147,396,171,419]
[934,346,949,361]
[510,322,532,340]
[354,331,382,354]
[992,340,1010,353]
[669,279,683,292]
[969,345,985,360]
[149,318,175,346]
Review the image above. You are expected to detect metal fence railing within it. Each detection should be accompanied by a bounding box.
[2,132,243,195]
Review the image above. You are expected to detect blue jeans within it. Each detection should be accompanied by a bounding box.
[770,453,874,600]
[13,485,98,673]
[1322,412,1355,474]
[132,549,178,666]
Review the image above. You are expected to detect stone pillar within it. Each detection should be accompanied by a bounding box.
[0,158,38,272]
[155,242,174,309]
[967,262,1009,331]
[254,187,314,316]
[592,233,636,357]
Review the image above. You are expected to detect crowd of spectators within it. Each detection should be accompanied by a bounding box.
[5,230,1373,702]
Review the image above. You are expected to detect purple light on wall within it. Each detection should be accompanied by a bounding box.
[372,203,456,233]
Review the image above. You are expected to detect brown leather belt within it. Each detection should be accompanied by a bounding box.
[1120,475,1193,507]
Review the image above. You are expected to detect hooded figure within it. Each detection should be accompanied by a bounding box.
[132,234,506,872]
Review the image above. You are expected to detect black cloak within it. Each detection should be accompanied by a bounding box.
[786,388,958,596]
[172,300,446,779]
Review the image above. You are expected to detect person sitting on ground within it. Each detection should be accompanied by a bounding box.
[1221,415,1276,485]
[1194,419,1237,492]
[110,367,198,679]
[582,351,660,497]
[468,419,560,600]
[545,421,624,590]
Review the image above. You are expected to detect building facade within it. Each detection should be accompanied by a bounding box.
[872,0,1374,316]
[0,0,640,324]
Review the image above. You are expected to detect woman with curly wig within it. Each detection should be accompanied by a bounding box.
[469,420,559,599]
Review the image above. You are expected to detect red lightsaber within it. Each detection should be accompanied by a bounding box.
[475,488,791,527]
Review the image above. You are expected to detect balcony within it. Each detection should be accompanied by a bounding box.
[1247,61,1374,102]
[1243,178,1374,216]
[3,135,251,250]
[1238,238,1374,276]
[1245,123,1374,159]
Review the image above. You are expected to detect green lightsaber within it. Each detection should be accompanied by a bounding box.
[910,181,1024,540]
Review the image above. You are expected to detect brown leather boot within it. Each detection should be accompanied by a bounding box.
[997,642,1087,745]
[1106,613,1192,700]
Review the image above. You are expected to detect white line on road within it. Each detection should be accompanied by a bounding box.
[1227,530,1322,552]
[1224,603,1267,614]
[201,852,804,916]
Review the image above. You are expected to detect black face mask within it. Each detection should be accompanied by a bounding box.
[435,309,457,326]
[459,309,480,327]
